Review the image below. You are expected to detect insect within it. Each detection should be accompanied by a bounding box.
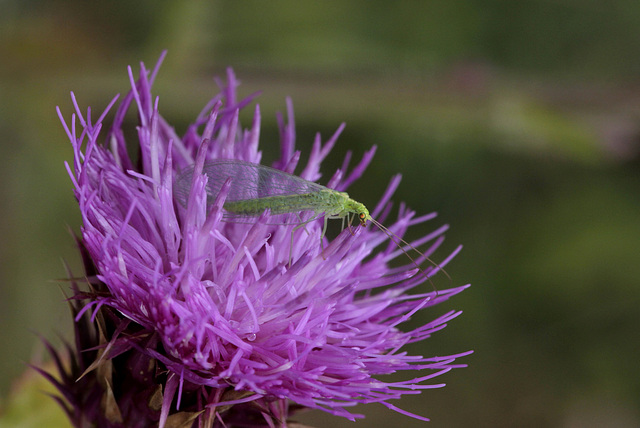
[174,159,447,292]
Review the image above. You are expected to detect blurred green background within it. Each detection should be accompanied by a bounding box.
[1,1,640,427]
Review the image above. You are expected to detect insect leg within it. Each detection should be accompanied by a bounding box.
[288,213,323,267]
[320,215,329,259]
[295,213,312,236]
[347,213,355,236]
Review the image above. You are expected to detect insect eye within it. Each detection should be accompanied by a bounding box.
[359,213,365,219]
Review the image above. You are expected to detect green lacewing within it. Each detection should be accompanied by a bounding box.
[174,159,448,290]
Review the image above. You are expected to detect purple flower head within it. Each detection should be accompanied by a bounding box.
[52,52,471,427]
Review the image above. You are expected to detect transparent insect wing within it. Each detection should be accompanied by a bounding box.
[174,160,329,225]
[200,160,327,201]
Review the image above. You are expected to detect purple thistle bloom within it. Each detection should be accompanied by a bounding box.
[50,52,471,427]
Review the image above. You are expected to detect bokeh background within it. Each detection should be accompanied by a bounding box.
[1,1,640,427]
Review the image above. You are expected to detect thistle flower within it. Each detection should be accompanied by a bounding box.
[45,52,471,427]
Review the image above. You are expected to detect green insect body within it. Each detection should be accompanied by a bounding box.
[174,160,370,226]
[223,189,368,224]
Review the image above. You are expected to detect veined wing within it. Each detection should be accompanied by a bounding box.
[175,159,328,202]
[174,160,329,224]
